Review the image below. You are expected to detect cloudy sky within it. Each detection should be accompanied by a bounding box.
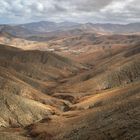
[0,0,139,24]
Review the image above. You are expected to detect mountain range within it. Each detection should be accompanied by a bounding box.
[0,21,140,39]
[0,19,140,140]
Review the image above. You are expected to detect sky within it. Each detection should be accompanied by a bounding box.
[0,0,140,24]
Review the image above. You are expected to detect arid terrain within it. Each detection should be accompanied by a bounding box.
[0,21,140,140]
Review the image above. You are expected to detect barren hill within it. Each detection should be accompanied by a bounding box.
[0,44,84,131]
[0,32,140,140]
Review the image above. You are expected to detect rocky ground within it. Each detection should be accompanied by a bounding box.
[0,38,139,140]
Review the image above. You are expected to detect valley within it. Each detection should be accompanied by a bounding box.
[0,21,140,140]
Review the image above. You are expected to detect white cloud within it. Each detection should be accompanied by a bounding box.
[101,0,134,13]
[0,0,139,24]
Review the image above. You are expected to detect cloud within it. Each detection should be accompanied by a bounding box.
[100,0,140,23]
[0,0,139,24]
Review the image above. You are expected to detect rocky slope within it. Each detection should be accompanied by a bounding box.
[0,44,84,129]
[0,35,139,140]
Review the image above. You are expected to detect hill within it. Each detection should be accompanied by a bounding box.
[0,28,140,140]
[0,44,85,129]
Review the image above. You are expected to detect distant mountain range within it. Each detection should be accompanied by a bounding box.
[20,21,79,32]
[0,21,140,38]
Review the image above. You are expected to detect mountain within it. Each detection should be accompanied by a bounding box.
[0,44,85,132]
[0,22,140,40]
[76,22,140,34]
[0,21,80,39]
[0,21,140,140]
[0,25,38,37]
[19,21,80,32]
[20,21,57,32]
[53,41,140,93]
[0,34,140,140]
[0,44,85,84]
[20,21,140,34]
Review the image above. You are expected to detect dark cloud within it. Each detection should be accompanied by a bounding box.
[0,0,139,24]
